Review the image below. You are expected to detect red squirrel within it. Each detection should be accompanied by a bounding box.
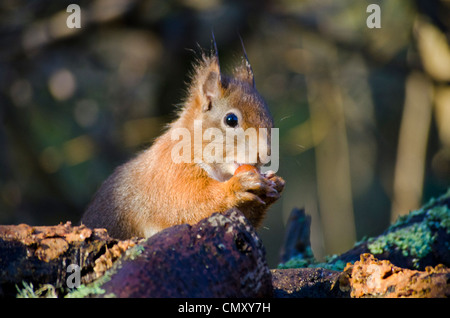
[82,42,285,239]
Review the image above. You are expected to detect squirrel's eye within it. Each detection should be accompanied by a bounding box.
[224,113,239,128]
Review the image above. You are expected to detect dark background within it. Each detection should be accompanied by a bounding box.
[1,0,449,268]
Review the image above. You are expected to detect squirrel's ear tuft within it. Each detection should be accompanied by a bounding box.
[201,34,222,111]
[200,36,221,111]
[190,36,222,112]
[233,36,255,88]
[233,63,254,88]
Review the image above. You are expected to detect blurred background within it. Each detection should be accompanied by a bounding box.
[1,0,449,268]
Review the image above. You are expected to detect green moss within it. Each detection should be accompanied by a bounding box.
[428,205,450,232]
[126,244,145,260]
[368,222,434,258]
[16,282,57,298]
[277,255,349,271]
[277,246,315,269]
[392,203,450,233]
[65,282,109,298]
[277,249,349,271]
[277,256,312,269]
[318,254,349,271]
[367,191,450,267]
[309,257,348,271]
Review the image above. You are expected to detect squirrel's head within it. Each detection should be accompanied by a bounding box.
[176,40,274,181]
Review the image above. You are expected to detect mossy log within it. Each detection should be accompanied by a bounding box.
[274,189,450,298]
[93,209,272,298]
[0,222,138,297]
[1,190,449,298]
[331,190,450,271]
[279,189,450,271]
[1,208,272,298]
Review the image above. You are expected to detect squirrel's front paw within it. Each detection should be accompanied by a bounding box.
[225,170,282,207]
[263,170,285,193]
[260,171,285,205]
